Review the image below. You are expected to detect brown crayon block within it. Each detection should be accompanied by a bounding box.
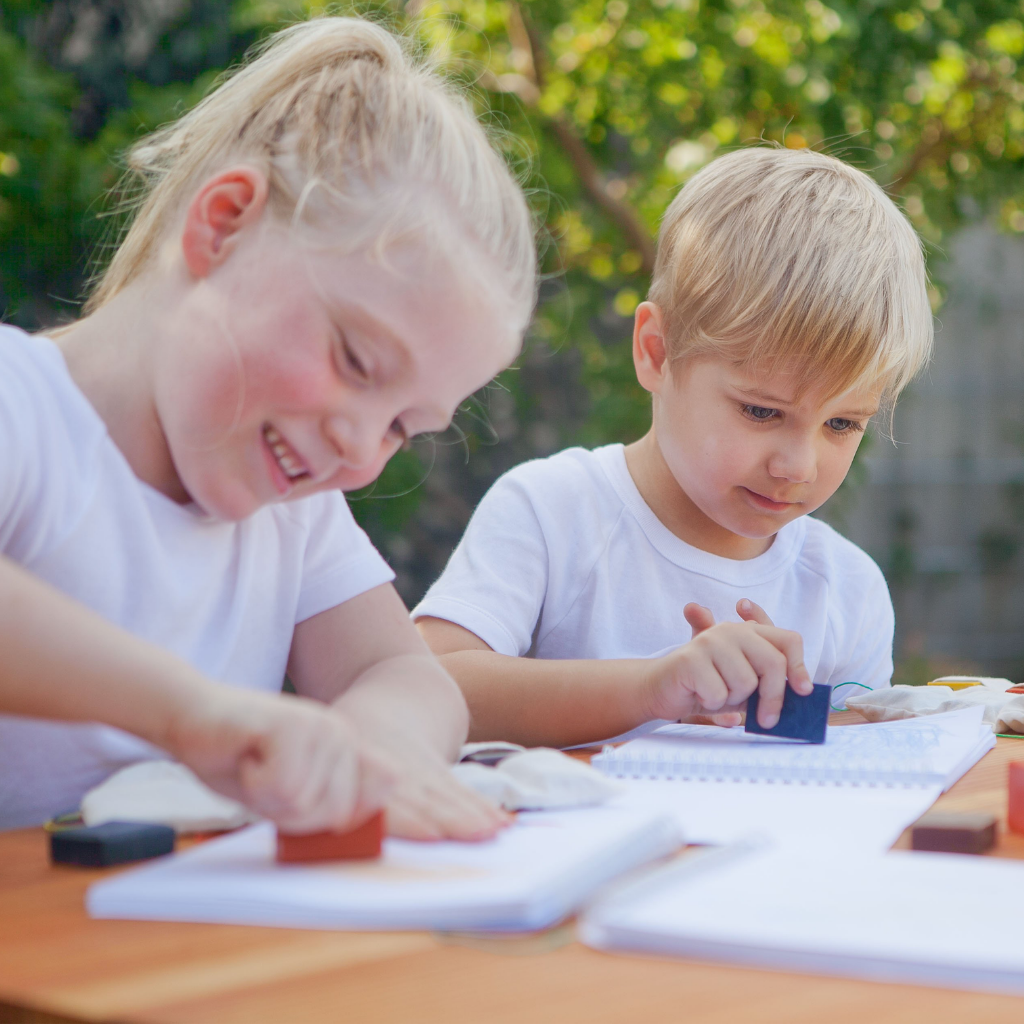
[276,810,385,863]
[1010,762,1024,835]
[910,810,997,854]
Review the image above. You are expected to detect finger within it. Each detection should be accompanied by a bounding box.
[708,642,761,706]
[737,599,774,627]
[752,625,813,695]
[684,603,717,638]
[738,633,789,728]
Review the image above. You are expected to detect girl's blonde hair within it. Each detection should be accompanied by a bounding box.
[648,147,932,406]
[86,17,536,327]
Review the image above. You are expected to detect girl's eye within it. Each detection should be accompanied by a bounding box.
[340,338,369,380]
[742,404,779,422]
[826,417,864,435]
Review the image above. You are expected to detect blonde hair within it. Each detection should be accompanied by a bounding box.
[86,17,536,327]
[648,147,932,405]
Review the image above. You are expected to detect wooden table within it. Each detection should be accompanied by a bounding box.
[2,715,1024,1024]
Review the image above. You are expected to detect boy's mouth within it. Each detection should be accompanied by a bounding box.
[262,424,310,483]
[743,488,799,513]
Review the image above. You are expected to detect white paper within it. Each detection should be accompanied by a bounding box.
[582,845,1024,995]
[87,805,681,933]
[610,778,943,850]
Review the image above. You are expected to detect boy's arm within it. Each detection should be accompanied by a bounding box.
[0,554,393,832]
[287,583,510,840]
[418,618,658,746]
[418,604,812,748]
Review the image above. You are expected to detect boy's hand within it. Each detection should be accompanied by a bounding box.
[166,687,396,834]
[644,600,812,729]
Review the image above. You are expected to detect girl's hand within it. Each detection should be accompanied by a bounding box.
[166,687,396,834]
[346,723,512,842]
[644,600,812,729]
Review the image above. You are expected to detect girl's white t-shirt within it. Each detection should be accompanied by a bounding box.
[414,444,894,727]
[0,327,394,829]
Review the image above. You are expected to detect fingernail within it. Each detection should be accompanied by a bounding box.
[739,599,750,611]
[763,714,779,728]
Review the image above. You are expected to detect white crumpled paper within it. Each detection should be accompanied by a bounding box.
[452,747,623,811]
[81,760,256,834]
[847,684,1024,734]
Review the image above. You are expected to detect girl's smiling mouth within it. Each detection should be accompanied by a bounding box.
[262,423,310,491]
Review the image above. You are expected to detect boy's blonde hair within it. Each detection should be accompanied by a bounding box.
[86,17,536,328]
[648,147,932,405]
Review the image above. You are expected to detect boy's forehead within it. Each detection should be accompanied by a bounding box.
[722,358,881,413]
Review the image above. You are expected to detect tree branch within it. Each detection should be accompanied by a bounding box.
[500,1,657,276]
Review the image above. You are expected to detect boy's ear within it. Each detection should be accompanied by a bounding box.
[633,301,670,394]
[181,165,269,278]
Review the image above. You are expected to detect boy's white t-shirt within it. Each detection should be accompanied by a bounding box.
[414,444,894,731]
[0,327,395,829]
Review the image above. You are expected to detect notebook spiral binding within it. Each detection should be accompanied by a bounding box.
[592,746,936,787]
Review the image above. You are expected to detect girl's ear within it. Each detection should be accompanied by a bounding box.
[181,165,269,278]
[632,302,670,394]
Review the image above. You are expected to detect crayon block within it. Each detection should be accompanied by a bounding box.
[745,683,831,744]
[1010,762,1024,836]
[51,821,175,867]
[276,811,384,863]
[910,811,997,854]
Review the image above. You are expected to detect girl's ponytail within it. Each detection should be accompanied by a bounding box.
[88,18,536,327]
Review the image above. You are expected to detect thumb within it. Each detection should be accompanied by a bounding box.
[737,598,774,627]
[684,602,716,638]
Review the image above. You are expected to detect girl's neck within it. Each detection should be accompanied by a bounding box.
[624,429,774,560]
[52,284,187,502]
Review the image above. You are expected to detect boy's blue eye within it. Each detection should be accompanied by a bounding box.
[742,404,778,422]
[826,417,864,434]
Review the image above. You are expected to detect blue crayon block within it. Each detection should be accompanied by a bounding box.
[745,683,832,744]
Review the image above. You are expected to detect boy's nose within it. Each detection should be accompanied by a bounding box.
[767,439,817,484]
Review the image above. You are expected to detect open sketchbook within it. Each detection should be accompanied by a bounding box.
[87,805,680,933]
[593,705,993,789]
[581,844,1024,995]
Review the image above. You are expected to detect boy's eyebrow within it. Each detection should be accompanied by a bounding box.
[733,384,878,418]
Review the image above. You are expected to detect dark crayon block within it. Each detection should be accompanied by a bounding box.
[50,821,175,867]
[911,811,998,854]
[277,810,384,863]
[745,683,831,744]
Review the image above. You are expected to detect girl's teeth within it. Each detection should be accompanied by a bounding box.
[263,426,307,480]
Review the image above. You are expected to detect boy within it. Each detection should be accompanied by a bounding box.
[414,147,932,748]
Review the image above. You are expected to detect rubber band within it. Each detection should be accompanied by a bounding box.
[829,681,872,710]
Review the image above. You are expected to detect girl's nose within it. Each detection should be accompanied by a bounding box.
[325,414,385,471]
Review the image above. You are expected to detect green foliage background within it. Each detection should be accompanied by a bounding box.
[5,0,1024,600]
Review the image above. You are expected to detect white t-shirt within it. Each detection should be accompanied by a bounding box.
[0,327,394,829]
[414,444,894,729]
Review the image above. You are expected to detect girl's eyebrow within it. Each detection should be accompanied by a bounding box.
[732,384,793,405]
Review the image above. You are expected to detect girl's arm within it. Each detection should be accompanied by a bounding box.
[0,554,393,832]
[418,608,811,748]
[287,583,510,840]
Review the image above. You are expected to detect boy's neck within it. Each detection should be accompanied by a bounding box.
[623,431,774,561]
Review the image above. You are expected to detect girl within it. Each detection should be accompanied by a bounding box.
[0,17,536,836]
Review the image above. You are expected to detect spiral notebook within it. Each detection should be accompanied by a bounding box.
[593,705,993,790]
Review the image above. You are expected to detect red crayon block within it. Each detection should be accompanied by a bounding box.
[1010,762,1024,836]
[276,811,385,863]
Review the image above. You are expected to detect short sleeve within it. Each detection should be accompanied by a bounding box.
[0,331,103,564]
[822,559,895,707]
[293,491,395,623]
[412,471,550,656]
